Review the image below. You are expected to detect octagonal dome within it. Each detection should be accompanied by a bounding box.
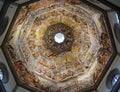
[2,0,114,92]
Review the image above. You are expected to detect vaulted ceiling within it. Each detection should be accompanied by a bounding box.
[2,0,116,92]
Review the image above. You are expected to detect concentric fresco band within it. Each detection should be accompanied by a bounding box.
[2,0,114,92]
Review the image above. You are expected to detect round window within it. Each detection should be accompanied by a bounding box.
[54,33,65,44]
[0,69,3,80]
[0,63,9,83]
[106,68,120,89]
[112,74,120,86]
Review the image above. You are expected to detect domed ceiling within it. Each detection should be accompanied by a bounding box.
[2,0,115,92]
